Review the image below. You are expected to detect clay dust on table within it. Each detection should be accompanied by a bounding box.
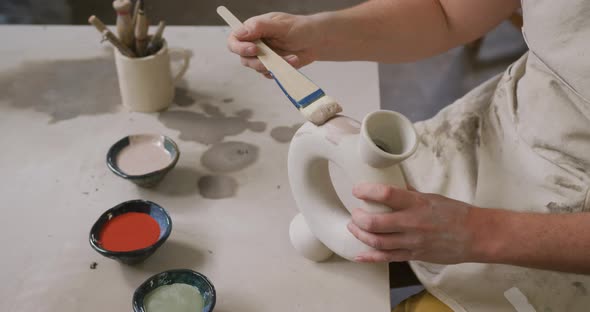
[270,123,304,143]
[0,56,120,123]
[197,175,238,199]
[201,141,258,173]
[158,107,267,145]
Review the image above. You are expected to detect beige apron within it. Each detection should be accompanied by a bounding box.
[402,0,590,311]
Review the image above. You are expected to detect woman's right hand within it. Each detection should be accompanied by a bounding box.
[227,12,323,78]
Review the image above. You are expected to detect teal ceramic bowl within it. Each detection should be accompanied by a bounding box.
[89,200,172,265]
[107,134,180,188]
[133,269,216,312]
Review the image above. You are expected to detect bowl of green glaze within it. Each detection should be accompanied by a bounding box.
[133,269,216,312]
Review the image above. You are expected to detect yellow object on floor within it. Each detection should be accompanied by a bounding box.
[392,290,453,312]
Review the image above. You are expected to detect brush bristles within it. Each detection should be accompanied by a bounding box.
[300,96,342,125]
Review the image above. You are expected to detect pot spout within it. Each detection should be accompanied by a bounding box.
[359,110,418,168]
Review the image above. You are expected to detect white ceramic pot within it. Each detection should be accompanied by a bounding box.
[287,110,418,262]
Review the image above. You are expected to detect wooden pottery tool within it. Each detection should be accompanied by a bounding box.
[216,6,342,125]
[131,0,141,28]
[113,0,135,48]
[146,21,166,55]
[134,0,149,57]
[88,15,136,57]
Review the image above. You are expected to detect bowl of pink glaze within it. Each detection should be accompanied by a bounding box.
[107,134,180,187]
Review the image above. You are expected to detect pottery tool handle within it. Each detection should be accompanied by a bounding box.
[113,0,135,48]
[134,0,149,57]
[89,15,136,57]
[146,21,166,55]
[216,6,321,106]
[131,0,141,28]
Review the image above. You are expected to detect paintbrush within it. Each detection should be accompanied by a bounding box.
[134,0,149,57]
[216,6,342,126]
[88,15,136,57]
[131,0,140,28]
[146,21,166,55]
[113,0,134,48]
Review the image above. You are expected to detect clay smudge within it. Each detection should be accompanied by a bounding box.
[200,102,223,117]
[198,175,238,199]
[174,86,196,107]
[433,120,451,137]
[572,281,588,296]
[533,144,589,177]
[158,109,267,145]
[0,56,121,123]
[270,123,303,143]
[425,113,482,158]
[201,141,259,173]
[550,175,584,192]
[546,201,583,213]
[248,121,267,132]
[222,98,234,103]
[235,109,253,119]
[452,115,481,149]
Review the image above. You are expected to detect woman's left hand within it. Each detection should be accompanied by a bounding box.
[348,183,478,264]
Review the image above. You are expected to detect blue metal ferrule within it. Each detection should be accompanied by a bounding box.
[270,71,325,109]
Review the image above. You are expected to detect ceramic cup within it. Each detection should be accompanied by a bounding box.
[114,40,190,112]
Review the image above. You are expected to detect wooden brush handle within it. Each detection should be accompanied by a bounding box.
[89,15,136,57]
[216,6,318,101]
[113,0,134,48]
[134,11,149,56]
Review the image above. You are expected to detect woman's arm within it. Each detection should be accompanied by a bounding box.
[348,183,590,274]
[310,0,521,62]
[227,0,521,73]
[470,207,590,274]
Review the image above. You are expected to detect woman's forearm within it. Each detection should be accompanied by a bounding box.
[309,0,520,63]
[468,207,590,274]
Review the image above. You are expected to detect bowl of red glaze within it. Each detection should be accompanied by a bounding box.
[89,200,172,265]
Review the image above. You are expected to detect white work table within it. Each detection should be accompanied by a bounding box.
[0,26,389,311]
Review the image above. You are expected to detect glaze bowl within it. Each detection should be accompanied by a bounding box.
[133,269,216,312]
[89,200,172,265]
[107,134,180,187]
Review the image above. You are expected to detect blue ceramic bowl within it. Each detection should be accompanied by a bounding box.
[133,269,216,312]
[107,134,180,188]
[89,200,172,265]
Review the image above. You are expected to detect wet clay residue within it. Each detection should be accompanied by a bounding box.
[270,123,303,143]
[549,175,584,192]
[546,201,584,213]
[421,113,481,158]
[533,144,590,178]
[158,108,267,145]
[198,175,238,199]
[0,56,121,123]
[174,86,196,107]
[452,115,481,148]
[201,141,259,173]
[222,98,234,103]
[235,109,253,119]
[572,281,588,296]
[201,102,223,117]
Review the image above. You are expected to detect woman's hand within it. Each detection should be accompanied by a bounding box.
[348,183,478,264]
[226,12,324,78]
